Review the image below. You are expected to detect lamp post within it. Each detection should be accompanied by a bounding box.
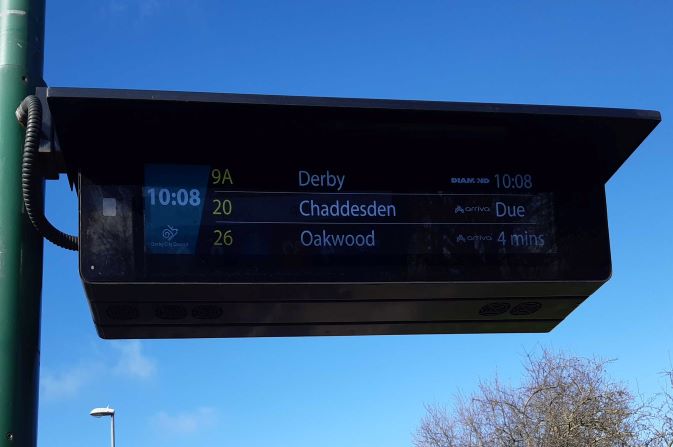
[90,407,115,447]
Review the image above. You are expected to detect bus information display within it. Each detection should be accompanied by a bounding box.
[45,87,658,337]
[144,164,556,257]
[128,162,600,285]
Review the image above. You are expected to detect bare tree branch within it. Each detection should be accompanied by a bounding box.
[414,350,671,447]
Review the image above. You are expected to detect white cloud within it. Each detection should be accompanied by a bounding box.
[112,340,156,379]
[151,407,218,435]
[41,341,156,402]
[40,362,101,401]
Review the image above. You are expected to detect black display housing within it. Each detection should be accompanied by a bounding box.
[42,87,660,338]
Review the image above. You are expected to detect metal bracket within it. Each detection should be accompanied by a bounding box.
[35,87,66,179]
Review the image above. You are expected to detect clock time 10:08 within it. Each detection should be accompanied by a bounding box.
[146,188,202,206]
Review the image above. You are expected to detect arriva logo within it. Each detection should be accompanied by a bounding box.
[457,234,493,243]
[454,204,491,214]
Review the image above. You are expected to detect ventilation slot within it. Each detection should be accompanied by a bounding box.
[155,304,188,320]
[509,302,542,316]
[106,305,139,321]
[478,302,511,316]
[192,305,223,320]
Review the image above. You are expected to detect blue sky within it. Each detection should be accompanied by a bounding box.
[38,1,672,446]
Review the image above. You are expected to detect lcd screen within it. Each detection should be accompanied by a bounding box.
[78,160,610,284]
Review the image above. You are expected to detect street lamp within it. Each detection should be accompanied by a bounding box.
[90,407,115,447]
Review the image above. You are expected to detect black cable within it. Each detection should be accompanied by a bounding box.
[16,95,78,251]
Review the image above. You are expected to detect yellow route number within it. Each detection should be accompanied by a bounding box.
[213,229,233,246]
[212,199,232,215]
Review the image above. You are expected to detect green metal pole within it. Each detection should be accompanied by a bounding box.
[0,1,45,446]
